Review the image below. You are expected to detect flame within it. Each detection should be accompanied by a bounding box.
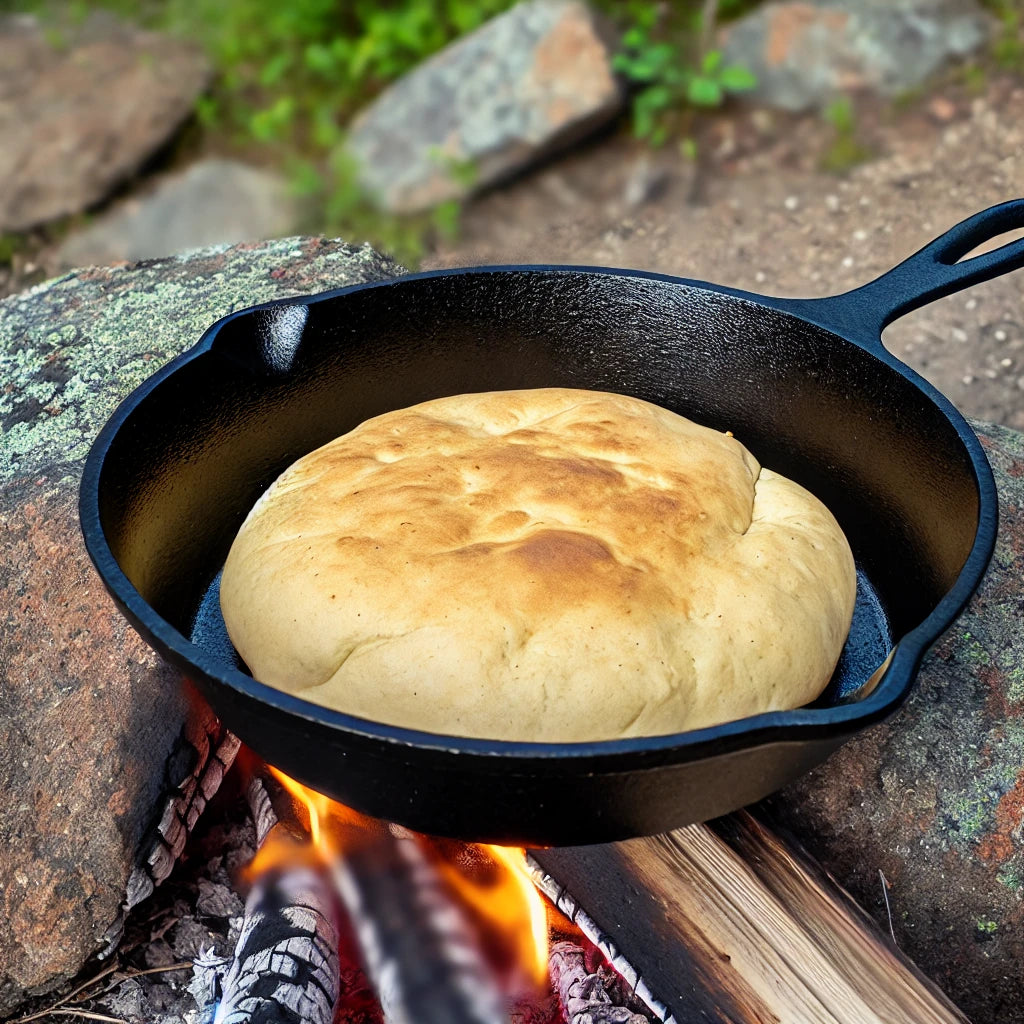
[246,768,368,878]
[483,845,550,986]
[269,766,330,846]
[250,766,549,988]
[431,840,550,988]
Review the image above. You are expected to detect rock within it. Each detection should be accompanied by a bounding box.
[0,238,403,1016]
[721,0,993,111]
[763,421,1024,1024]
[56,160,300,270]
[346,0,624,214]
[0,11,211,232]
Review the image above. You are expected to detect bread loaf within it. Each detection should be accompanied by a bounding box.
[220,388,856,742]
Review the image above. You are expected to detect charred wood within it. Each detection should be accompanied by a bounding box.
[548,941,651,1024]
[212,864,339,1024]
[525,858,673,1024]
[101,712,241,956]
[200,772,340,1024]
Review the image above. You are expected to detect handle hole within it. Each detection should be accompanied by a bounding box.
[953,225,1024,264]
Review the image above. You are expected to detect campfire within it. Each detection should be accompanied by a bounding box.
[69,717,671,1024]
[13,698,977,1024]
[199,751,666,1024]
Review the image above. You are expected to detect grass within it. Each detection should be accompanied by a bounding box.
[819,97,874,173]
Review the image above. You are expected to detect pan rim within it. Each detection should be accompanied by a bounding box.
[79,263,998,764]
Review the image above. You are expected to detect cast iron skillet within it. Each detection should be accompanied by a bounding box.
[80,201,1024,846]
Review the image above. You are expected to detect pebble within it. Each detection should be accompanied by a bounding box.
[928,96,957,123]
[952,328,968,343]
[784,195,799,210]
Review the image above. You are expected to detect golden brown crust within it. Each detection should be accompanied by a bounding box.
[220,389,856,742]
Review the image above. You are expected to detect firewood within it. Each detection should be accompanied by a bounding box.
[526,862,673,1024]
[201,772,340,1024]
[99,711,241,957]
[327,823,509,1024]
[211,863,339,1024]
[532,812,971,1024]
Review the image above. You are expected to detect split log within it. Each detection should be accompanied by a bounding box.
[532,811,971,1024]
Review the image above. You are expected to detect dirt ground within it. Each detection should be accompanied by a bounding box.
[426,74,1024,431]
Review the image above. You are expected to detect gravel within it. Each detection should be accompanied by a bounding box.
[426,75,1024,430]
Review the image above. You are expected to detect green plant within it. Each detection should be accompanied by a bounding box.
[819,96,873,173]
[981,0,1024,69]
[611,7,756,146]
[175,0,517,262]
[289,147,458,268]
[0,233,26,267]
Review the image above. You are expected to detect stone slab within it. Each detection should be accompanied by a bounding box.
[56,159,300,270]
[0,238,402,1014]
[346,0,623,213]
[0,11,211,232]
[722,0,993,111]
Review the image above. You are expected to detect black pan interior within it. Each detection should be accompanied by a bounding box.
[97,269,979,672]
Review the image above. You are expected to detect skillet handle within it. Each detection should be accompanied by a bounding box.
[776,199,1024,348]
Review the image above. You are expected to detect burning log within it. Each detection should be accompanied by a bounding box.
[195,770,341,1024]
[327,824,510,1024]
[212,863,339,1024]
[216,763,512,1024]
[177,749,975,1024]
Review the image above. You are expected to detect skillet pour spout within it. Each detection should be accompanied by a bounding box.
[80,200,1024,845]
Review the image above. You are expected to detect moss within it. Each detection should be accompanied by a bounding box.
[960,631,991,667]
[943,791,994,841]
[1006,666,1024,705]
[997,863,1023,893]
[0,238,403,486]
